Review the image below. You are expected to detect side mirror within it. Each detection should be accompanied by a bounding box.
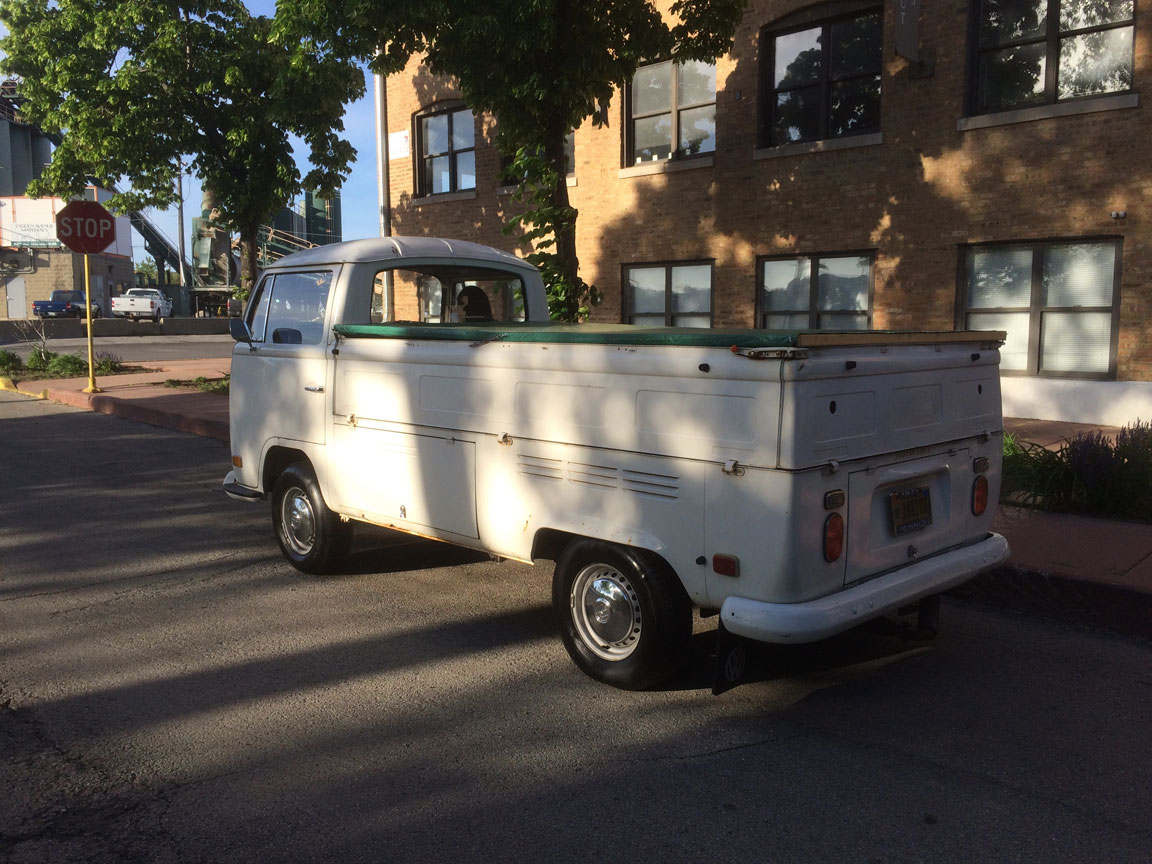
[229,318,253,344]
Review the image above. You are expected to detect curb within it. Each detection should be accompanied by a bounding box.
[41,386,230,442]
[0,377,46,399]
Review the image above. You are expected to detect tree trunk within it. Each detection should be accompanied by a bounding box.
[545,127,581,319]
[238,228,259,298]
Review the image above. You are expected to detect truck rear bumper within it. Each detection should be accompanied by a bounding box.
[720,532,1010,644]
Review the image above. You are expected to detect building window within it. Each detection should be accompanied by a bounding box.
[627,60,716,165]
[625,262,713,327]
[761,11,882,147]
[417,105,476,195]
[961,240,1121,377]
[970,0,1134,115]
[758,254,873,329]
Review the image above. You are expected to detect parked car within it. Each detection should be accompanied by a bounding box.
[111,288,173,321]
[32,290,101,319]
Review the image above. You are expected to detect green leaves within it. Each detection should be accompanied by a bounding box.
[0,0,361,290]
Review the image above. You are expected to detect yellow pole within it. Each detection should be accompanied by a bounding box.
[82,252,101,394]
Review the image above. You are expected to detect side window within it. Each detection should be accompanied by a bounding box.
[758,254,873,329]
[416,105,477,196]
[761,11,883,147]
[969,0,1134,115]
[961,240,1120,377]
[246,276,273,342]
[247,271,332,345]
[625,262,713,327]
[371,271,393,323]
[627,60,717,164]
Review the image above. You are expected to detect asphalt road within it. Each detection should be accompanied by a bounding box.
[2,391,1151,863]
[3,334,235,364]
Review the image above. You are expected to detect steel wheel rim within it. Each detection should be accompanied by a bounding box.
[280,485,316,555]
[570,563,642,661]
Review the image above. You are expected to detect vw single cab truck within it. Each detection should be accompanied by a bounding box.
[225,237,1009,690]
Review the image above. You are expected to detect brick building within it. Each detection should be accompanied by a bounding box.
[377,0,1151,425]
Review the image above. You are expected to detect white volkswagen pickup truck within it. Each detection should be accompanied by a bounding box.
[224,237,1009,690]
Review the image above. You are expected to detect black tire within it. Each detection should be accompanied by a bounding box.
[270,463,352,575]
[552,540,691,690]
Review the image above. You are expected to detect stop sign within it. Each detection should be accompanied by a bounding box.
[55,199,117,254]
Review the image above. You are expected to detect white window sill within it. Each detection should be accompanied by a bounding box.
[958,93,1138,131]
[618,155,714,179]
[754,132,883,160]
[413,189,478,205]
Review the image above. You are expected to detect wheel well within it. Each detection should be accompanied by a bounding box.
[262,446,310,493]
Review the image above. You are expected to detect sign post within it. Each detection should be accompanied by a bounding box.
[55,200,117,394]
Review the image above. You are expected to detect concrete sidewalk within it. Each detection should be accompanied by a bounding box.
[2,361,1149,639]
[0,357,231,442]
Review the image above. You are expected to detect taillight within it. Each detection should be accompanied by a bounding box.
[972,476,989,516]
[824,513,844,563]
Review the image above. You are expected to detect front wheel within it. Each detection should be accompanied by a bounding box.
[552,541,691,690]
[270,463,351,575]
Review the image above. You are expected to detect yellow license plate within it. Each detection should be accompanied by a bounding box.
[890,485,932,535]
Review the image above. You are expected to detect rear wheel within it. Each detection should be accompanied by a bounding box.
[270,463,351,575]
[552,540,691,690]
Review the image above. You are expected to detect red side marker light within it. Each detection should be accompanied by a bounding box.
[712,554,739,578]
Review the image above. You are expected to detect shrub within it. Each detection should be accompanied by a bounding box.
[1002,420,1152,522]
[0,348,22,373]
[47,352,88,377]
[94,352,124,375]
[25,348,56,371]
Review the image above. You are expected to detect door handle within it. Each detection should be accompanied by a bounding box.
[304,385,324,393]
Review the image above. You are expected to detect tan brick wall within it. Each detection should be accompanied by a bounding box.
[381,0,1152,380]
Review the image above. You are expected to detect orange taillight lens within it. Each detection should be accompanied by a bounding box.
[972,475,990,516]
[824,513,844,563]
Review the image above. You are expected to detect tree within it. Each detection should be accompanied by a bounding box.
[0,0,363,292]
[275,0,744,320]
[134,258,158,284]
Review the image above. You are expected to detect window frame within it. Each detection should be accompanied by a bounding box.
[957,238,1123,380]
[759,7,884,148]
[966,0,1135,116]
[414,103,477,197]
[623,260,715,327]
[756,252,875,330]
[624,59,717,166]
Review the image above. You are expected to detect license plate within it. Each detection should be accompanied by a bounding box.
[890,485,932,535]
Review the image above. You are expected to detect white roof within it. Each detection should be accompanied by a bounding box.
[266,236,535,271]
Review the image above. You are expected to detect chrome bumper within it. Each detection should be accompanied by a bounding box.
[222,470,262,502]
[720,533,1010,644]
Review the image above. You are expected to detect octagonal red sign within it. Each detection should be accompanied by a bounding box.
[55,199,116,254]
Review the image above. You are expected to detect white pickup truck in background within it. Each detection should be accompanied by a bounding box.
[223,237,1010,690]
[111,287,172,321]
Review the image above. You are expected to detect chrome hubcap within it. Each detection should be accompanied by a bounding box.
[280,486,316,555]
[570,564,642,661]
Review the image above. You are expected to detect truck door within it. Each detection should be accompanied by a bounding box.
[231,270,334,475]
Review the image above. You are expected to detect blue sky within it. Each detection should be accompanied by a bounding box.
[133,1,381,265]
